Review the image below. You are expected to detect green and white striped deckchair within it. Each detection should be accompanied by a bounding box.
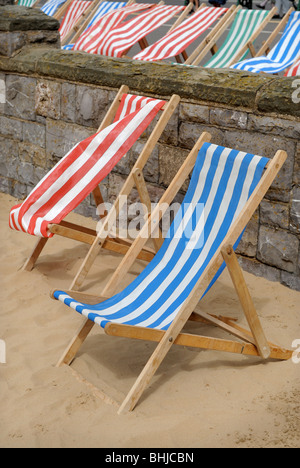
[17,0,37,6]
[191,7,276,69]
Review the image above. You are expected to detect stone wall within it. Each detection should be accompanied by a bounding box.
[0,5,299,291]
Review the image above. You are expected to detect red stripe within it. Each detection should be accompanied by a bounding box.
[26,99,165,236]
[135,7,226,61]
[42,100,165,234]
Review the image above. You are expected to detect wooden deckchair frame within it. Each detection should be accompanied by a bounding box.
[181,4,238,66]
[61,0,133,47]
[53,132,293,414]
[189,6,276,67]
[121,2,194,59]
[23,86,180,273]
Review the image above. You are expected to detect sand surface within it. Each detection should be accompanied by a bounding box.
[0,192,299,448]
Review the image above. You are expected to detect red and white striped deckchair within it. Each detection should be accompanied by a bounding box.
[59,0,93,40]
[9,87,180,272]
[285,56,300,76]
[74,4,185,57]
[133,5,230,63]
[73,3,154,51]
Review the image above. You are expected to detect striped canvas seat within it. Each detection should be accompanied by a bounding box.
[73,2,153,51]
[41,0,67,16]
[132,6,227,63]
[18,0,36,6]
[74,4,184,57]
[54,143,269,331]
[62,0,127,50]
[59,0,93,40]
[9,94,165,238]
[285,56,300,76]
[231,12,300,74]
[85,1,127,29]
[204,9,270,69]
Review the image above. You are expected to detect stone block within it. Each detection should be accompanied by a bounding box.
[0,31,26,57]
[179,102,210,124]
[46,119,94,159]
[19,142,47,169]
[35,80,61,119]
[23,121,45,148]
[0,115,22,140]
[17,160,34,185]
[75,85,110,128]
[61,82,76,123]
[5,75,36,121]
[142,107,178,146]
[0,6,60,32]
[0,175,12,194]
[238,255,281,284]
[158,145,190,191]
[257,225,299,273]
[224,129,296,198]
[179,121,224,149]
[210,108,248,130]
[257,77,300,119]
[0,135,19,178]
[280,271,300,292]
[248,115,300,139]
[236,211,259,257]
[260,200,289,230]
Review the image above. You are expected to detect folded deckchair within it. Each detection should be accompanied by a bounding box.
[59,0,94,41]
[9,86,180,272]
[231,10,300,74]
[190,7,276,68]
[52,132,292,414]
[285,56,300,76]
[73,3,185,57]
[71,2,153,51]
[61,0,130,48]
[41,0,67,17]
[132,5,234,64]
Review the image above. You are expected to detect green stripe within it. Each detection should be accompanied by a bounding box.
[204,10,269,69]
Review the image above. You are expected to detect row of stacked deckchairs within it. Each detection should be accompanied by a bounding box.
[9,85,294,413]
[16,0,300,75]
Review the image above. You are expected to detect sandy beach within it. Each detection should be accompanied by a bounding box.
[0,191,299,448]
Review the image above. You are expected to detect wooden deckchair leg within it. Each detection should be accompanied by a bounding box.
[56,318,95,367]
[221,245,271,359]
[22,237,48,271]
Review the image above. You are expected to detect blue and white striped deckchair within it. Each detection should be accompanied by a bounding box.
[86,0,127,29]
[41,0,67,16]
[52,134,292,413]
[61,1,127,49]
[231,11,300,74]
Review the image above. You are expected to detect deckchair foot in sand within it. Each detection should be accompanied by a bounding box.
[52,133,293,414]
